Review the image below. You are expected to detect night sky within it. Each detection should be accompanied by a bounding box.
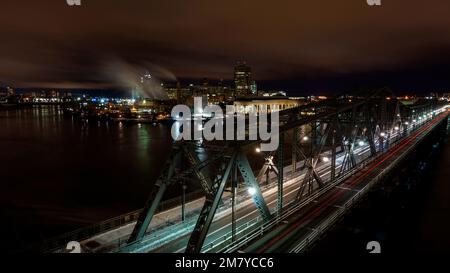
[1,0,450,94]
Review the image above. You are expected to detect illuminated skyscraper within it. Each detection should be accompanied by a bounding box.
[234,62,254,97]
[6,86,14,96]
[250,81,257,95]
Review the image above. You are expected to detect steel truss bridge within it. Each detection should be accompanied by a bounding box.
[36,89,449,254]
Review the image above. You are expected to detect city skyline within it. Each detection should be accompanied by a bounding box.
[1,1,450,94]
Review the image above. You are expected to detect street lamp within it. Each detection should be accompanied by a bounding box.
[380,132,386,137]
[248,187,257,196]
[302,136,309,141]
[255,147,261,153]
[322,156,330,162]
[358,140,365,147]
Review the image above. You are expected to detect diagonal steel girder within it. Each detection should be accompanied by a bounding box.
[236,151,272,222]
[185,149,272,253]
[124,142,222,249]
[256,151,278,183]
[126,147,182,245]
[295,122,332,201]
[185,152,237,253]
[364,104,377,156]
[182,144,213,196]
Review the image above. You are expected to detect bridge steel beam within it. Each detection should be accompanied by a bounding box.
[185,147,272,253]
[256,151,277,186]
[185,152,237,253]
[236,151,272,222]
[364,104,377,156]
[331,126,337,182]
[294,120,332,201]
[126,147,182,245]
[183,145,213,196]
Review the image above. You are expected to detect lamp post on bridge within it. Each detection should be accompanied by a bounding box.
[379,132,386,152]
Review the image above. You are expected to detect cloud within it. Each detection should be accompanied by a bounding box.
[101,58,171,100]
[1,0,450,91]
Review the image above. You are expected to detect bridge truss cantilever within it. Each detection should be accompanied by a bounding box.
[123,89,439,253]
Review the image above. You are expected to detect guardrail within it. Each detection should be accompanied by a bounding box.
[27,189,206,253]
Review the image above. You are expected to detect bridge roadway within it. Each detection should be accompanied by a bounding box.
[237,109,449,253]
[79,106,448,253]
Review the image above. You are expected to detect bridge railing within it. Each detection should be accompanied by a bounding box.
[26,189,206,253]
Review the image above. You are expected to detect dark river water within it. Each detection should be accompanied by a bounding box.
[0,106,174,250]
